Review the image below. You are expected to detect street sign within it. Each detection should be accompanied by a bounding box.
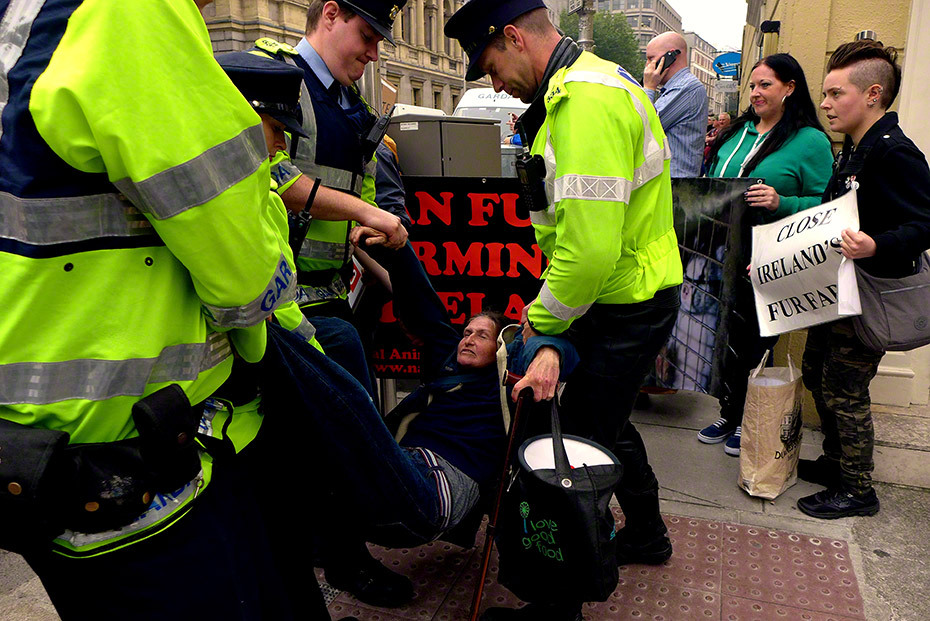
[715,80,739,93]
[712,51,741,77]
[568,0,584,15]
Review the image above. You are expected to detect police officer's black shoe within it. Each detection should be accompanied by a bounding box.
[615,528,673,566]
[797,487,880,519]
[324,557,414,608]
[480,603,583,621]
[797,456,841,488]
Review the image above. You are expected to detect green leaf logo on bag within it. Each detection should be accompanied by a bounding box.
[520,502,530,533]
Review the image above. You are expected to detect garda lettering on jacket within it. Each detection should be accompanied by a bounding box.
[261,259,295,312]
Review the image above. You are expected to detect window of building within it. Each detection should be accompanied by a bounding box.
[402,6,413,43]
[627,15,638,27]
[642,15,652,28]
[426,13,434,50]
[643,0,652,7]
[628,0,638,7]
[412,86,421,106]
[434,91,443,110]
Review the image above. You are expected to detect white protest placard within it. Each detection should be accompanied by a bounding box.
[750,190,861,337]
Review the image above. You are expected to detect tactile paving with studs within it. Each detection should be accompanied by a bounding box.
[326,513,865,620]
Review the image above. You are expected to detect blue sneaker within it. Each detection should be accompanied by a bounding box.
[724,426,741,456]
[697,417,737,444]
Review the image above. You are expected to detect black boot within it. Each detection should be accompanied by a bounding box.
[614,525,673,565]
[797,487,880,519]
[797,456,841,488]
[324,548,414,608]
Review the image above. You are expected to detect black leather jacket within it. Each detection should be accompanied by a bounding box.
[824,112,930,278]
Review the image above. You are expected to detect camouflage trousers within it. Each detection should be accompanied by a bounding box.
[802,319,884,495]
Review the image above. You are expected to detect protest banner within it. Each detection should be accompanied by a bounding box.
[372,176,540,378]
[750,189,861,337]
[648,177,755,396]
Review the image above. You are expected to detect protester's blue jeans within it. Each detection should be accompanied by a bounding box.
[310,315,375,400]
[259,321,474,547]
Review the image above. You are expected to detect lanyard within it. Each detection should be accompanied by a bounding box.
[718,123,769,177]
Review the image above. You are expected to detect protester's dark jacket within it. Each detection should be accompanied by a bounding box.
[394,329,579,488]
[825,112,930,278]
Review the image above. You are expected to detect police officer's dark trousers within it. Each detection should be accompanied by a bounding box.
[23,419,329,621]
[561,285,681,539]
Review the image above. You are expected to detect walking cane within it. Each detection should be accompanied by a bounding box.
[469,378,533,621]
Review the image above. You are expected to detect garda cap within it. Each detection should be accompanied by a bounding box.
[444,0,546,82]
[217,51,310,140]
[337,0,408,46]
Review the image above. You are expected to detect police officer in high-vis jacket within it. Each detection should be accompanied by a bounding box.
[0,1,336,619]
[259,0,410,319]
[243,2,421,608]
[446,2,683,619]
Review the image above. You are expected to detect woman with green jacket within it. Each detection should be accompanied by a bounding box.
[698,53,834,456]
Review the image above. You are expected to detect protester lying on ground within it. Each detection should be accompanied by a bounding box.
[297,230,579,550]
[798,39,930,520]
[699,53,834,458]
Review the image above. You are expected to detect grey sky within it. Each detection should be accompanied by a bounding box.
[668,0,747,51]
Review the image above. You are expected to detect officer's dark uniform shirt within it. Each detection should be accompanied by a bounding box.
[293,37,374,177]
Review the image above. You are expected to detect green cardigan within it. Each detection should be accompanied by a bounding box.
[709,124,834,221]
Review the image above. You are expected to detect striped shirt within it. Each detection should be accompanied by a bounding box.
[647,69,707,177]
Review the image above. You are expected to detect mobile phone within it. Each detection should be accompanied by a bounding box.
[657,49,680,72]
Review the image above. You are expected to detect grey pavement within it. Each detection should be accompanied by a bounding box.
[2,389,928,620]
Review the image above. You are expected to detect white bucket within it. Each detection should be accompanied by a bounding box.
[519,435,618,472]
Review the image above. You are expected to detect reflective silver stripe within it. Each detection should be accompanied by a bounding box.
[530,209,555,227]
[291,315,317,341]
[562,70,670,189]
[0,191,155,244]
[294,158,364,195]
[290,76,365,195]
[56,470,202,548]
[554,174,632,204]
[539,281,592,322]
[0,331,231,405]
[113,124,267,220]
[0,0,45,143]
[532,125,557,228]
[295,278,346,306]
[299,238,350,262]
[201,253,296,328]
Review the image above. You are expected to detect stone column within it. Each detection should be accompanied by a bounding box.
[441,83,453,113]
[416,0,425,47]
[399,73,413,104]
[438,0,445,55]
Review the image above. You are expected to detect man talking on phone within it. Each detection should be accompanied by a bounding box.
[644,32,707,177]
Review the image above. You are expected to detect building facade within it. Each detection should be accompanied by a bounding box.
[741,0,930,409]
[683,31,719,116]
[203,1,569,114]
[596,0,682,55]
[203,0,470,113]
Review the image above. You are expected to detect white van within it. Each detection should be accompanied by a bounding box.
[452,88,529,141]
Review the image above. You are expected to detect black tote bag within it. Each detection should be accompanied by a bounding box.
[496,400,622,604]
